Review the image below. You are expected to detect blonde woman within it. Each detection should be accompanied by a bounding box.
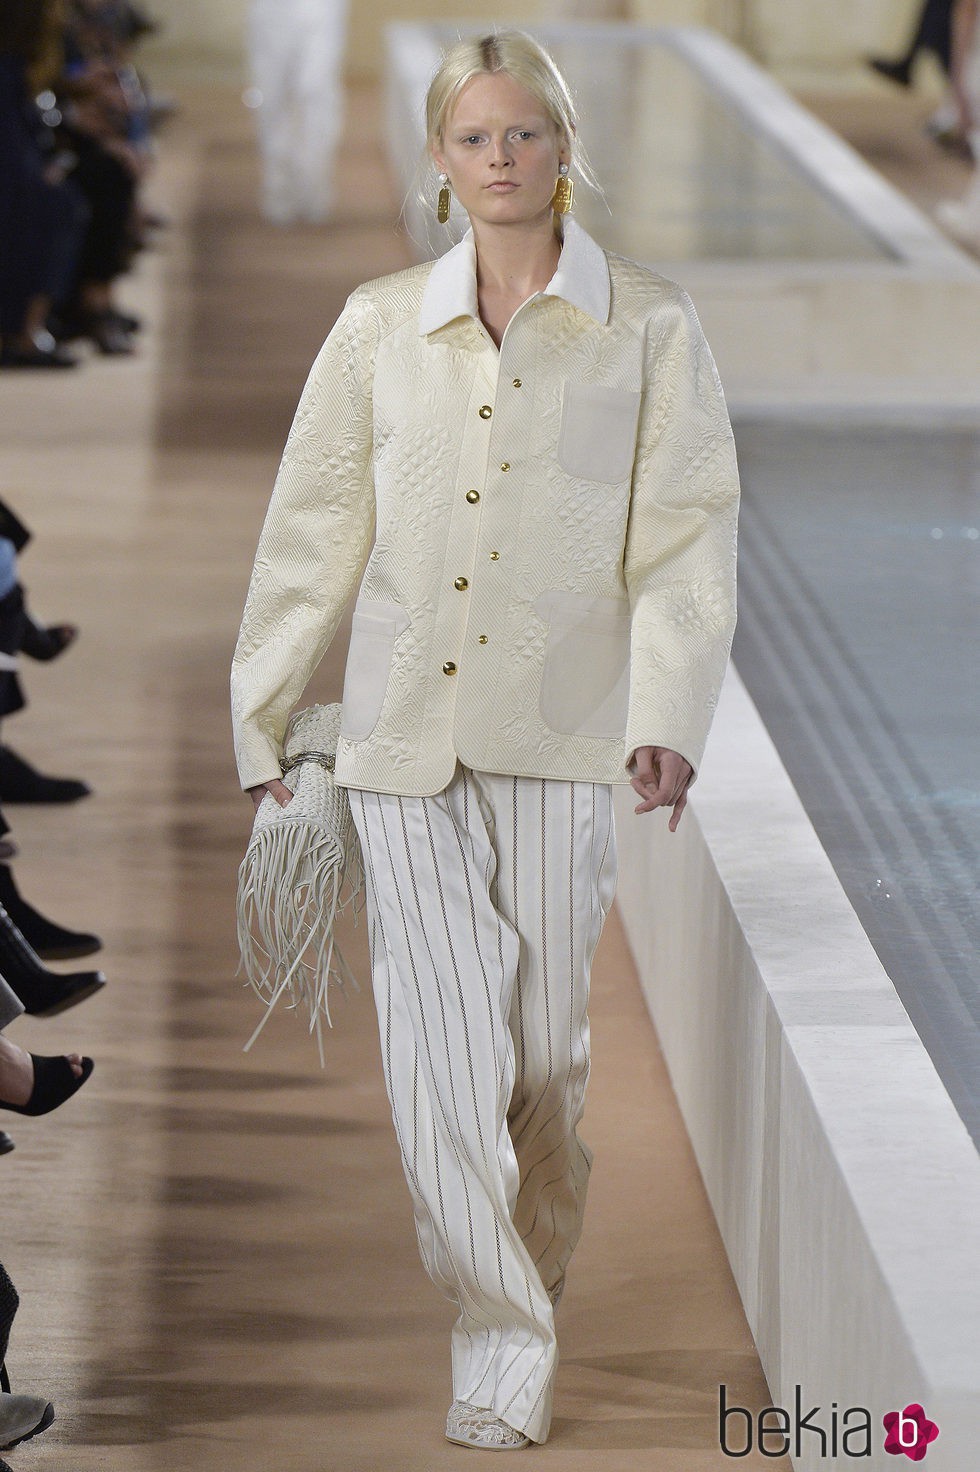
[232,29,739,1450]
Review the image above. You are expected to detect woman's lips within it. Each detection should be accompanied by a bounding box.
[487,181,518,190]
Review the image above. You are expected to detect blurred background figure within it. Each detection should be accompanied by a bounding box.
[0,0,166,367]
[937,0,980,241]
[867,0,954,89]
[246,0,349,224]
[0,0,87,368]
[865,0,969,154]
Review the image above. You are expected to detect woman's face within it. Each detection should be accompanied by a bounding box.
[433,71,569,232]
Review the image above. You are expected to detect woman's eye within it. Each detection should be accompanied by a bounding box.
[515,131,534,141]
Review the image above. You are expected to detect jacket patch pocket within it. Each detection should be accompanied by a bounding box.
[557,382,642,484]
[535,591,630,739]
[340,599,410,742]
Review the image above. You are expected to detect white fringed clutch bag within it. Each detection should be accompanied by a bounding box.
[236,703,363,1063]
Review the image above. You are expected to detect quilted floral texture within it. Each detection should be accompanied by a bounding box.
[231,218,740,796]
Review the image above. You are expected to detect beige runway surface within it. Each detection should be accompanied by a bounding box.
[0,85,788,1470]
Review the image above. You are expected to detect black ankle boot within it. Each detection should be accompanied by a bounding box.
[0,866,101,960]
[0,905,105,1016]
[0,747,90,804]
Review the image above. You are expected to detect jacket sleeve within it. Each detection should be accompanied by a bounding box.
[230,288,380,790]
[622,283,740,779]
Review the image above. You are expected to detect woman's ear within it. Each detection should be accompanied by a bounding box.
[558,127,573,171]
[431,146,446,177]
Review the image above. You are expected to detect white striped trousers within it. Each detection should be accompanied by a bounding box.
[349,764,617,1444]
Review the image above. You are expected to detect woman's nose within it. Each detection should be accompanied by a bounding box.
[488,139,513,167]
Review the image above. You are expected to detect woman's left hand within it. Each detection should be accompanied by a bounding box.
[630,747,693,830]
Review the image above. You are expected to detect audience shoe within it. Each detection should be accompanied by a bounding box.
[0,746,90,804]
[0,866,102,961]
[0,1392,54,1451]
[0,332,77,370]
[0,1133,13,1155]
[19,618,78,662]
[445,1402,531,1450]
[0,1053,93,1117]
[80,309,136,356]
[0,903,105,1014]
[931,128,974,161]
[865,55,912,88]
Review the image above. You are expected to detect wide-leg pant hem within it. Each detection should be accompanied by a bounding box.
[350,764,617,1445]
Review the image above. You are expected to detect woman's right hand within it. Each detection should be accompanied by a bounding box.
[247,778,293,812]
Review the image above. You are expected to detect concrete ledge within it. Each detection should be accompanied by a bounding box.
[613,665,980,1469]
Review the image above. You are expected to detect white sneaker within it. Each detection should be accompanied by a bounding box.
[446,1400,532,1450]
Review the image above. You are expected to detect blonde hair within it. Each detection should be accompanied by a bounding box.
[406,28,602,252]
[420,27,594,195]
[426,30,578,156]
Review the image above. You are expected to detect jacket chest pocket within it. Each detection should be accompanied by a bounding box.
[340,600,410,742]
[557,382,642,484]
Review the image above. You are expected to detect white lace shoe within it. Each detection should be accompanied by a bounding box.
[446,1400,531,1450]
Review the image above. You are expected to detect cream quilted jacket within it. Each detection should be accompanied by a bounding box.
[231,217,739,796]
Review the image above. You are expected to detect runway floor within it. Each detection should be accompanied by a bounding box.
[0,86,787,1470]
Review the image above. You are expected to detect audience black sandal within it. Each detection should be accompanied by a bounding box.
[0,867,102,961]
[0,904,105,1014]
[0,1053,93,1117]
[0,1134,13,1156]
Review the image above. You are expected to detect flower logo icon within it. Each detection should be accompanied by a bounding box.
[883,1404,940,1460]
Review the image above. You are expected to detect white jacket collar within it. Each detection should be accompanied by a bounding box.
[418,216,611,335]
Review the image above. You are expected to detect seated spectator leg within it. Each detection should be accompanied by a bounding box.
[62,136,137,354]
[0,61,73,366]
[39,176,90,337]
[0,543,26,732]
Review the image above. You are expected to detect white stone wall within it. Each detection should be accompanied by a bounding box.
[627,0,922,70]
[146,0,549,80]
[146,0,924,80]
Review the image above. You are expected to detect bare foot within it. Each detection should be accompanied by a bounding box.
[0,1036,84,1108]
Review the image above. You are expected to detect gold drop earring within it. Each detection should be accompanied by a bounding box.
[437,173,451,224]
[552,162,573,215]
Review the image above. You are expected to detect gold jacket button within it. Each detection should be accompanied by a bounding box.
[453,576,469,590]
[500,461,510,472]
[489,551,500,561]
[479,404,493,419]
[465,489,480,503]
[512,378,522,388]
[442,660,457,675]
[478,635,489,644]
